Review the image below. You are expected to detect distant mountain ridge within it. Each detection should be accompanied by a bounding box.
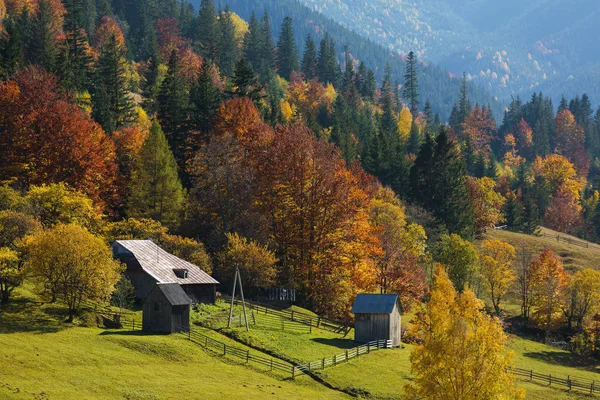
[294,0,600,105]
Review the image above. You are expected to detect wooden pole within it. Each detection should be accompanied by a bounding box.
[227,266,238,328]
[237,267,250,332]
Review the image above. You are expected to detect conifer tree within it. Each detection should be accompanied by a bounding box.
[141,46,162,115]
[243,12,264,72]
[410,127,475,237]
[189,61,221,140]
[157,50,189,170]
[408,121,421,154]
[450,73,472,135]
[218,6,238,77]
[301,33,317,80]
[128,121,184,230]
[58,0,94,92]
[331,94,357,163]
[232,57,261,104]
[364,69,377,99]
[0,18,24,80]
[28,0,58,71]
[132,0,158,61]
[92,34,136,133]
[259,11,276,82]
[194,0,219,59]
[317,33,339,86]
[276,16,299,80]
[402,51,419,115]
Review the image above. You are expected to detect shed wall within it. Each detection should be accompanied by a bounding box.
[354,313,390,343]
[142,289,172,333]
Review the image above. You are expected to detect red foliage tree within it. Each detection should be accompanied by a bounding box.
[0,68,118,210]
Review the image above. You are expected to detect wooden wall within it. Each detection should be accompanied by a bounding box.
[182,284,216,304]
[354,307,401,347]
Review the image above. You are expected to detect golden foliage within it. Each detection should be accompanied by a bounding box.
[466,176,506,233]
[479,239,516,314]
[405,266,524,400]
[397,106,413,144]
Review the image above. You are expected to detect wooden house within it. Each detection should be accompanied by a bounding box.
[142,283,191,333]
[112,240,219,304]
[351,294,401,347]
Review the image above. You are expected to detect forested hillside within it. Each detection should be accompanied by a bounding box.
[288,0,600,104]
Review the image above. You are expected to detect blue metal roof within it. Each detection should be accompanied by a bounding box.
[351,294,399,314]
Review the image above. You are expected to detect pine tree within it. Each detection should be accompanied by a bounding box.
[132,0,158,61]
[410,127,475,237]
[259,11,276,82]
[503,193,523,230]
[92,34,136,133]
[317,33,339,86]
[28,0,58,71]
[243,12,264,72]
[408,121,421,155]
[474,152,486,178]
[402,51,419,115]
[0,18,24,80]
[276,16,299,80]
[232,57,262,104]
[450,73,472,135]
[189,61,222,140]
[194,0,219,59]
[179,0,196,37]
[158,50,189,171]
[218,6,238,77]
[141,46,162,116]
[364,69,377,99]
[330,94,357,163]
[128,121,184,230]
[301,33,318,80]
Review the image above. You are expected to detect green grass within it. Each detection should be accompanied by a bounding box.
[485,227,600,271]
[0,289,351,400]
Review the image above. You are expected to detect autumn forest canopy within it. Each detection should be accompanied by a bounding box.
[2,0,600,374]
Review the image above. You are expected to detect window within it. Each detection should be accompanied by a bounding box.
[174,269,189,279]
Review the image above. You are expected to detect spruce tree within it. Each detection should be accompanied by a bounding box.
[157,50,189,171]
[232,57,262,105]
[317,33,339,86]
[57,0,93,92]
[141,47,162,116]
[128,120,184,230]
[132,0,158,61]
[0,18,24,80]
[330,94,357,163]
[450,73,472,135]
[301,33,318,80]
[92,35,136,133]
[243,12,264,72]
[474,152,487,178]
[28,0,58,71]
[194,0,219,60]
[259,11,276,82]
[189,61,222,140]
[503,193,523,230]
[402,51,419,115]
[410,127,475,238]
[408,121,421,154]
[364,69,377,99]
[218,6,238,77]
[276,16,299,80]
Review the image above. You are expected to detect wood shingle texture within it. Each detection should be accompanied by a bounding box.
[113,240,219,304]
[351,294,402,347]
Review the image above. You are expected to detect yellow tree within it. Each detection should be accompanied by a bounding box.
[398,106,413,144]
[405,266,524,400]
[479,240,516,315]
[0,247,19,303]
[529,249,569,338]
[564,269,600,330]
[466,177,505,233]
[23,224,123,321]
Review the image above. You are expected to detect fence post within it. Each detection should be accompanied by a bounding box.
[292,311,295,321]
[246,350,250,363]
[271,359,273,371]
[567,376,571,390]
[309,319,312,334]
[530,370,533,381]
[591,381,594,394]
[281,317,284,331]
[367,342,370,353]
[317,316,321,328]
[346,350,349,362]
[334,354,337,366]
[292,366,295,379]
[223,343,226,356]
[549,374,552,386]
[205,336,208,347]
[322,358,325,369]
[132,320,135,331]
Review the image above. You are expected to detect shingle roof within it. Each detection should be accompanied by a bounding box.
[113,240,219,285]
[351,294,399,314]
[156,283,192,306]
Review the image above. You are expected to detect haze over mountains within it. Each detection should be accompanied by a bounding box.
[296,0,600,104]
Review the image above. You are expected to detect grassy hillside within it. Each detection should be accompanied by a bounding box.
[484,227,600,272]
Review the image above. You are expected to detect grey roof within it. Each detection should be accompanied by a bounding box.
[113,240,219,285]
[156,283,192,306]
[351,294,399,314]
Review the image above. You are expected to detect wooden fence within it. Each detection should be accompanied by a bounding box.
[539,232,597,250]
[173,323,295,375]
[510,367,598,395]
[293,339,392,377]
[224,296,350,335]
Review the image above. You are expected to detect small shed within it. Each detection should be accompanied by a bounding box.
[142,283,191,333]
[351,294,401,347]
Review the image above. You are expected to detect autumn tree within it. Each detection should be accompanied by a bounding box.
[466,177,505,233]
[0,68,118,209]
[461,105,497,158]
[479,240,516,315]
[543,185,583,234]
[23,224,123,321]
[218,232,277,294]
[564,269,600,330]
[529,249,569,338]
[0,247,19,303]
[433,234,479,292]
[127,121,184,231]
[368,186,427,311]
[405,266,524,400]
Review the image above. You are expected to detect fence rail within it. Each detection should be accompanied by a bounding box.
[173,323,295,375]
[539,232,597,250]
[510,367,598,395]
[223,296,350,335]
[293,339,392,377]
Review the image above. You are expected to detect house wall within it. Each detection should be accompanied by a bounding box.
[354,313,390,343]
[389,304,402,347]
[182,284,216,304]
[119,257,157,300]
[142,289,172,333]
[170,305,190,332]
